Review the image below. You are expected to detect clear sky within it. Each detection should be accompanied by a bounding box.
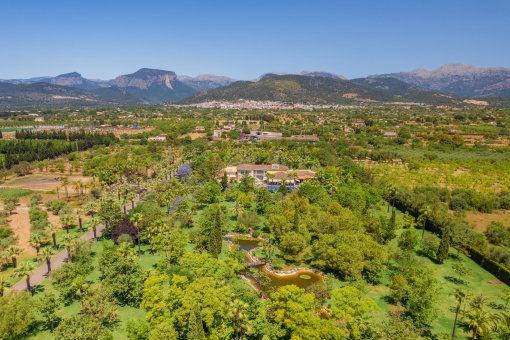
[1,0,509,80]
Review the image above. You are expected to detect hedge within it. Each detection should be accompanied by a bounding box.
[468,247,510,285]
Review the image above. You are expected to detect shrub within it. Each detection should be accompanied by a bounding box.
[237,211,261,230]
[117,233,133,246]
[29,208,48,223]
[50,200,66,215]
[450,196,467,211]
[487,221,510,247]
[252,230,260,238]
[111,215,138,243]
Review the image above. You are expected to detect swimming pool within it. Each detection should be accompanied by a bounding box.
[266,186,297,191]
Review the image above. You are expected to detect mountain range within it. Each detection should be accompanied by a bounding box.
[368,63,510,98]
[0,63,509,106]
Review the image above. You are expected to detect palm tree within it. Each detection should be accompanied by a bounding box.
[59,234,77,263]
[226,299,252,340]
[0,277,11,296]
[450,288,470,339]
[117,242,136,274]
[76,209,85,233]
[470,294,490,311]
[119,197,129,214]
[90,215,103,243]
[28,232,45,260]
[13,261,37,292]
[61,176,70,203]
[83,200,98,217]
[4,245,21,269]
[130,213,143,261]
[288,172,298,190]
[38,247,57,276]
[496,312,510,339]
[463,309,494,340]
[45,223,60,251]
[60,214,74,234]
[420,205,432,240]
[266,172,276,186]
[386,183,396,213]
[229,201,245,217]
[127,192,136,210]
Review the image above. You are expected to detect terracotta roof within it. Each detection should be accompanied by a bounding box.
[237,164,289,171]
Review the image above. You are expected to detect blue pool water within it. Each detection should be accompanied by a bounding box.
[266,186,297,191]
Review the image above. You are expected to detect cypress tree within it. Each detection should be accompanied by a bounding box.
[188,302,205,340]
[437,228,451,264]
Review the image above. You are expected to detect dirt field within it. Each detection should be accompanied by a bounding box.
[466,210,510,232]
[180,133,207,140]
[1,174,93,193]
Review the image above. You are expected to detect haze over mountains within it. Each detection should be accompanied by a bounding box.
[0,63,509,106]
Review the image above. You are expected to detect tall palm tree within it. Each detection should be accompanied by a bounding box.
[130,213,143,261]
[0,277,11,296]
[89,215,103,243]
[450,288,470,339]
[76,209,85,233]
[4,245,21,269]
[386,183,396,213]
[29,233,45,259]
[61,176,70,203]
[421,205,432,240]
[288,172,298,190]
[83,200,98,217]
[127,192,136,210]
[463,309,494,340]
[13,261,37,292]
[45,223,60,251]
[60,214,74,234]
[38,247,57,276]
[119,197,129,214]
[59,234,77,263]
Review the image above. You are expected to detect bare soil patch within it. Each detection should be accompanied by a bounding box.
[8,210,36,257]
[488,280,504,285]
[466,210,510,232]
[1,174,93,193]
[180,133,206,140]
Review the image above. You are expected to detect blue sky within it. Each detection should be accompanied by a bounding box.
[1,0,509,80]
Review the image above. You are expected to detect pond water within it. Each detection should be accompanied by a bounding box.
[226,237,323,292]
[224,236,262,252]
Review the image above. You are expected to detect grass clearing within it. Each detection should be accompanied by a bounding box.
[0,187,33,199]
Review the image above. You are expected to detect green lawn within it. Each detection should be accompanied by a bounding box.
[0,187,33,199]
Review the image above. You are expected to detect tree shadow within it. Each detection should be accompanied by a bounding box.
[488,301,503,310]
[444,276,467,285]
[31,284,46,296]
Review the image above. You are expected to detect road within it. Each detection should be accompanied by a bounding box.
[8,197,140,293]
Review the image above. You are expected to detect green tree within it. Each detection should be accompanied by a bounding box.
[4,245,21,269]
[463,309,494,340]
[13,260,37,292]
[36,292,62,333]
[450,288,470,340]
[398,229,418,252]
[421,233,440,258]
[0,277,10,296]
[0,291,35,339]
[452,263,473,282]
[187,302,206,340]
[130,212,143,261]
[226,299,252,340]
[437,228,451,264]
[59,234,77,263]
[150,322,178,340]
[499,287,510,311]
[45,223,60,251]
[38,247,57,275]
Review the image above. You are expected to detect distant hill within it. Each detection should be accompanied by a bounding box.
[368,63,510,97]
[349,77,457,104]
[113,68,197,103]
[0,82,146,106]
[176,75,397,105]
[251,71,346,82]
[177,74,238,91]
[0,72,114,90]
